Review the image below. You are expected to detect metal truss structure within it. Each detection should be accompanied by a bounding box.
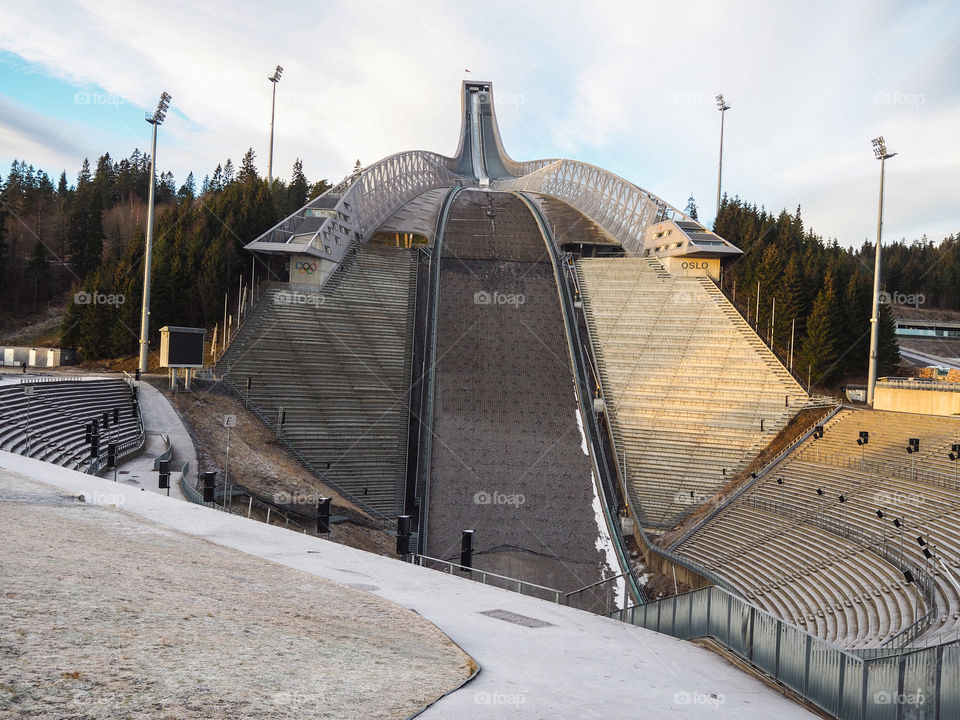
[246,150,460,266]
[495,159,689,254]
[246,81,693,265]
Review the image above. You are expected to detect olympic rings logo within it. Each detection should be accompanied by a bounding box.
[295,261,318,275]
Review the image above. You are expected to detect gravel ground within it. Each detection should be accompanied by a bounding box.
[0,472,473,719]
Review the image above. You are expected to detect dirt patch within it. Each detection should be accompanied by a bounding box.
[154,378,395,557]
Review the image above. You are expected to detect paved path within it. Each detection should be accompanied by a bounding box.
[1,451,817,719]
[103,378,194,501]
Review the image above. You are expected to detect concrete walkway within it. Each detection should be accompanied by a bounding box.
[103,378,194,501]
[1,451,817,720]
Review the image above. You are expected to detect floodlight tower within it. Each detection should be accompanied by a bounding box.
[138,91,172,374]
[866,136,897,405]
[267,65,283,185]
[715,94,731,219]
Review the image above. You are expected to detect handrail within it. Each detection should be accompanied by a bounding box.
[517,191,645,606]
[667,402,843,550]
[414,184,463,553]
[410,554,563,604]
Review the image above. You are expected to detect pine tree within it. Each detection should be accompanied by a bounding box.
[57,171,69,196]
[26,241,49,311]
[223,159,235,185]
[238,148,258,183]
[877,302,901,375]
[77,158,92,187]
[211,165,223,192]
[286,158,308,214]
[799,275,841,386]
[684,194,698,221]
[178,171,196,201]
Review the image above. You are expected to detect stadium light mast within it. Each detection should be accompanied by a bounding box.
[267,65,283,185]
[715,94,731,220]
[138,91,172,374]
[866,136,896,406]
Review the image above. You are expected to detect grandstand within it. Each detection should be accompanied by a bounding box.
[0,376,142,473]
[217,243,418,518]
[674,408,960,649]
[575,256,816,528]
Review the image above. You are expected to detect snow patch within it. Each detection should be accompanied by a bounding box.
[575,397,626,609]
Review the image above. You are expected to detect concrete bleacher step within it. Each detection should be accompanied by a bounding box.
[219,244,418,517]
[575,256,815,528]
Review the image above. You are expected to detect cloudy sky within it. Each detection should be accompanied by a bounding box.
[1,0,957,246]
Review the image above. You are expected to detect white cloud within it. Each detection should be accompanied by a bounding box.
[0,0,957,245]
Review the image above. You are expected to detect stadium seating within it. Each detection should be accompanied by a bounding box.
[675,408,960,648]
[0,378,142,472]
[575,257,815,528]
[218,244,418,517]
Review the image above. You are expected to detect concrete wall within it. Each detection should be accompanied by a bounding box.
[874,386,960,416]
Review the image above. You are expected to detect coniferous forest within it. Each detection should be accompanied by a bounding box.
[0,149,329,360]
[714,195,959,385]
[0,155,957,386]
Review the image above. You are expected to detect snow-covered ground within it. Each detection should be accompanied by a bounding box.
[0,451,817,719]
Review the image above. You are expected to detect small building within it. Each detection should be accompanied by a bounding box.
[639,219,742,280]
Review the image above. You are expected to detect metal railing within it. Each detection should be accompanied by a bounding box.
[668,402,844,550]
[518,191,645,605]
[613,584,960,720]
[413,185,462,554]
[410,554,563,604]
[497,159,690,255]
[246,151,461,267]
[877,377,960,393]
[739,493,938,649]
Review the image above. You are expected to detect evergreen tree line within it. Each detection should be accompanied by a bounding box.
[0,149,329,359]
[713,195,959,386]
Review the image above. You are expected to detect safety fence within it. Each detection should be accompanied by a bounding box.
[613,584,960,720]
